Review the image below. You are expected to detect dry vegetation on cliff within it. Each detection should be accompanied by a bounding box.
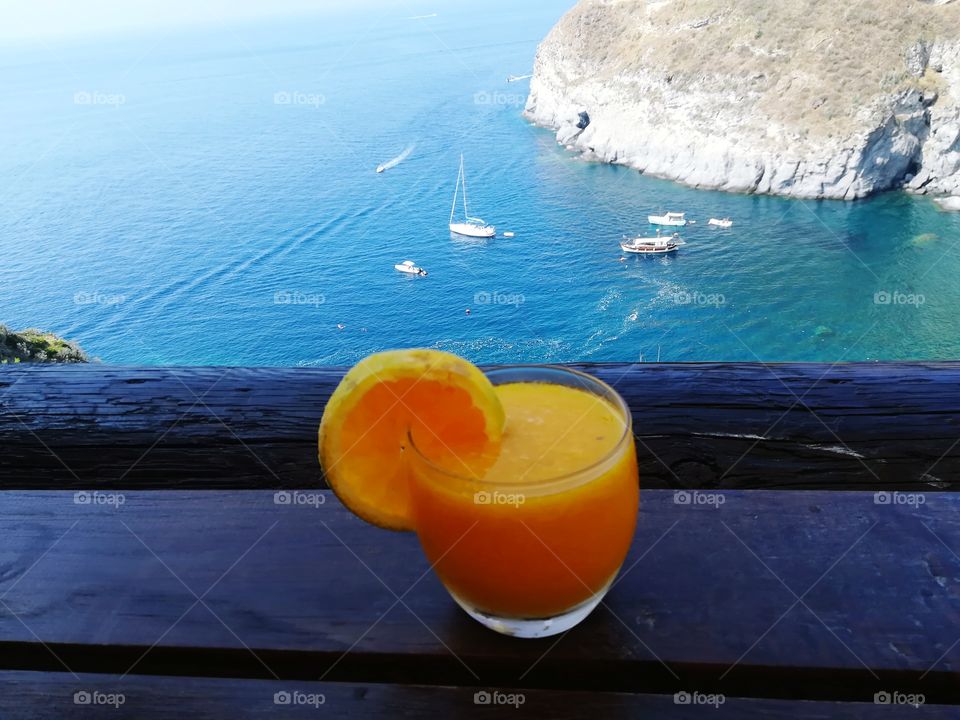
[561,0,959,138]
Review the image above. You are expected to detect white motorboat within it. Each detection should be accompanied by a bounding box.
[449,155,496,238]
[503,231,516,238]
[395,260,427,276]
[648,212,688,227]
[376,145,414,175]
[708,217,733,228]
[620,230,685,255]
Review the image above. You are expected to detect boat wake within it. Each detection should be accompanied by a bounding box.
[597,288,622,313]
[377,144,415,173]
[433,337,569,364]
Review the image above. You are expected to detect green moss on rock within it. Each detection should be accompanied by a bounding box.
[0,325,88,364]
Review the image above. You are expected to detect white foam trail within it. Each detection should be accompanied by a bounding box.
[407,13,438,19]
[377,144,415,172]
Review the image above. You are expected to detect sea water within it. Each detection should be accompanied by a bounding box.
[1,0,958,365]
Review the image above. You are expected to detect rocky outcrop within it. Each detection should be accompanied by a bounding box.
[525,0,960,200]
[0,326,88,363]
[936,195,960,211]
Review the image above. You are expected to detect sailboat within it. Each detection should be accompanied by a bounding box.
[449,155,495,238]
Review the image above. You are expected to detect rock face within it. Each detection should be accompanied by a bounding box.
[525,0,960,200]
[936,195,960,211]
[0,325,88,363]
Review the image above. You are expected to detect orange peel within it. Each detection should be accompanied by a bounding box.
[319,349,504,530]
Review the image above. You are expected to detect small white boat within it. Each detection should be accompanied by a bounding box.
[506,74,532,83]
[395,260,427,276]
[376,165,385,174]
[708,217,733,228]
[648,212,688,227]
[620,230,685,255]
[503,231,516,238]
[449,155,496,238]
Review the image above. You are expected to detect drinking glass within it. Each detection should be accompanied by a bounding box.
[408,366,638,638]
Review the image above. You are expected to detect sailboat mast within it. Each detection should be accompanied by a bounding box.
[460,154,470,219]
[450,159,461,224]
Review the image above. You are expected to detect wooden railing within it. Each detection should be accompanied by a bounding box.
[1,363,959,716]
[2,363,958,490]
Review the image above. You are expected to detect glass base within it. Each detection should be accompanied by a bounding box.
[450,580,612,638]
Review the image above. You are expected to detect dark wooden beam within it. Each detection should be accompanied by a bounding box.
[0,671,949,719]
[1,363,958,490]
[0,490,958,703]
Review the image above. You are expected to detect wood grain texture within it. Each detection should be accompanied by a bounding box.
[1,363,959,490]
[0,672,949,719]
[0,490,958,703]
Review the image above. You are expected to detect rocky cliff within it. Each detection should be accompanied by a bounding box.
[0,326,88,364]
[525,0,960,201]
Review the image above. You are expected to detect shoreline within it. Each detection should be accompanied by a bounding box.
[525,110,960,207]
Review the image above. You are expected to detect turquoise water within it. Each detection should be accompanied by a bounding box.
[1,1,959,366]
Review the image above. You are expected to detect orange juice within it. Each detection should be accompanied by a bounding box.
[409,368,638,631]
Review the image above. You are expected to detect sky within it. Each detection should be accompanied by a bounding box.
[0,0,369,42]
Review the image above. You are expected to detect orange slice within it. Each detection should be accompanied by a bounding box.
[318,349,504,531]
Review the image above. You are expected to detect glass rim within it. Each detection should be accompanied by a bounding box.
[406,364,634,492]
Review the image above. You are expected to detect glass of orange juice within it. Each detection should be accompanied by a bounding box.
[407,366,638,638]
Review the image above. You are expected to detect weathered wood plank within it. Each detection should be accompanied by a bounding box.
[0,490,958,703]
[1,363,959,490]
[0,671,948,719]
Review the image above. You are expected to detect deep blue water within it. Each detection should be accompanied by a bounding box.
[2,1,959,366]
